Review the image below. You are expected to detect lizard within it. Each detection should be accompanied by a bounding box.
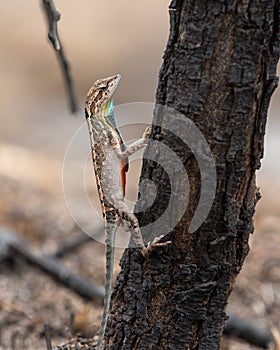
[84,74,150,350]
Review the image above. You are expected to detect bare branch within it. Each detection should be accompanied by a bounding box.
[0,227,104,300]
[51,226,104,258]
[41,0,78,114]
[224,314,273,349]
[44,324,53,350]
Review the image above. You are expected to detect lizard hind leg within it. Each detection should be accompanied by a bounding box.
[107,197,145,249]
[121,218,131,232]
[121,211,145,248]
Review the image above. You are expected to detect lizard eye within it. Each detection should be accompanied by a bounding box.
[99,86,107,92]
[99,82,107,89]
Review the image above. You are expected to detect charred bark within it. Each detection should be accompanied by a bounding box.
[105,1,280,349]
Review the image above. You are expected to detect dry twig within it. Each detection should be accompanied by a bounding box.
[224,313,273,349]
[41,0,78,113]
[44,324,53,350]
[51,227,104,258]
[0,227,104,300]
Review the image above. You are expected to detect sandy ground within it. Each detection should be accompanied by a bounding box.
[0,143,279,350]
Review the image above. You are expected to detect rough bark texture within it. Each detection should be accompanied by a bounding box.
[105,1,280,349]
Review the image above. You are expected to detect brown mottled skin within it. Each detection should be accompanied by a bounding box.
[85,75,150,350]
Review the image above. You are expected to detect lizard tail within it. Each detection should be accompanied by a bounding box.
[96,225,116,350]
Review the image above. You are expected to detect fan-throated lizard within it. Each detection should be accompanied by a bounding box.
[85,74,150,350]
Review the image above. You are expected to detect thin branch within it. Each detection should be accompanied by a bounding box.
[69,312,75,337]
[51,227,104,258]
[44,324,53,350]
[0,227,104,300]
[224,313,273,349]
[41,0,78,114]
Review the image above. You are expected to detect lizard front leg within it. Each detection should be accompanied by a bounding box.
[107,127,150,248]
[111,127,151,159]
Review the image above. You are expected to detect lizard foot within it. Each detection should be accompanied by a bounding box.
[143,241,172,256]
[143,126,151,139]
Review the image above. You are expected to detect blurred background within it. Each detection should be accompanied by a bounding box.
[0,1,279,349]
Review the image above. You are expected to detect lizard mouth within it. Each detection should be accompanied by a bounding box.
[109,74,121,93]
[103,74,121,102]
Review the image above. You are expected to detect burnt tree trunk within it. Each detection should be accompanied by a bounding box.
[105,1,280,349]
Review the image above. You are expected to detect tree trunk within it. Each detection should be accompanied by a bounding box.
[105,1,280,349]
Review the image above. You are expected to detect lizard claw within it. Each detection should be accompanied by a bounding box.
[143,126,151,140]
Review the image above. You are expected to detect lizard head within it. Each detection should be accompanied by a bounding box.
[85,74,121,118]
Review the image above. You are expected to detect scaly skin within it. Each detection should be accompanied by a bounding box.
[85,75,149,350]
